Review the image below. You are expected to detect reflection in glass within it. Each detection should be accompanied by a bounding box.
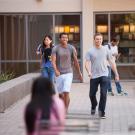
[28,15,53,60]
[29,62,40,73]
[117,66,135,79]
[55,15,81,81]
[95,14,108,44]
[0,15,26,60]
[0,14,81,81]
[110,14,135,64]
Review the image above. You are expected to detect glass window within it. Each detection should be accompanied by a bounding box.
[55,15,81,59]
[95,14,108,44]
[117,66,135,79]
[28,62,40,73]
[0,15,26,60]
[28,15,53,60]
[110,14,135,63]
[55,15,81,81]
[0,14,82,81]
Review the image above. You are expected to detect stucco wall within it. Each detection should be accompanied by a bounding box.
[1,0,135,13]
[0,0,81,13]
[93,0,135,12]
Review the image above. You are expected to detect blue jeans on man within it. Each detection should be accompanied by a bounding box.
[107,66,122,93]
[90,76,109,116]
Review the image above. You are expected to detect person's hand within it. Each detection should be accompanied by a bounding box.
[115,74,119,81]
[88,72,92,79]
[79,73,83,83]
[55,70,60,77]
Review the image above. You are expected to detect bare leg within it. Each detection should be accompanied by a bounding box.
[59,92,70,113]
[59,93,64,100]
[63,92,70,113]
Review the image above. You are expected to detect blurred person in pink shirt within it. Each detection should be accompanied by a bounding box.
[24,77,65,135]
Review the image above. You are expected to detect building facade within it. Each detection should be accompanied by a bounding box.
[0,0,135,82]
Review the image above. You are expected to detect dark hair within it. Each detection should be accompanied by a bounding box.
[43,35,53,48]
[111,37,119,42]
[59,32,68,39]
[94,33,103,39]
[25,77,55,133]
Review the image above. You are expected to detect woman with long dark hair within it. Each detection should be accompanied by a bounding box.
[24,77,65,135]
[40,35,55,82]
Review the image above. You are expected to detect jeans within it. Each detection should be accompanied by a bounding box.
[41,67,55,83]
[90,76,109,115]
[107,66,122,93]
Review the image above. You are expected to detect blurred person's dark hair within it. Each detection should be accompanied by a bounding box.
[59,32,68,38]
[111,35,120,42]
[24,77,55,133]
[42,35,53,48]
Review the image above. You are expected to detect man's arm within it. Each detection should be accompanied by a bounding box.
[51,54,60,77]
[85,60,92,79]
[73,50,83,82]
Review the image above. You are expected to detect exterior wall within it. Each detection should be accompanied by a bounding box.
[82,0,94,82]
[0,0,81,12]
[93,0,135,11]
[1,0,135,82]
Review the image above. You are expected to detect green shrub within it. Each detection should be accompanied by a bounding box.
[0,72,15,84]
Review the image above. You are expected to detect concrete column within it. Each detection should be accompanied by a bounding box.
[82,0,93,82]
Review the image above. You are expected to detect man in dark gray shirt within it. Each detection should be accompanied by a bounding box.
[52,33,83,113]
[85,33,119,119]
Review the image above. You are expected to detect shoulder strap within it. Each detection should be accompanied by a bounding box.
[40,45,45,55]
[107,43,111,50]
[68,44,74,60]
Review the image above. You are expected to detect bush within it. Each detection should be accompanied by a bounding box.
[0,72,15,84]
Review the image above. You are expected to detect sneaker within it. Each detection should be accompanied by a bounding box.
[100,115,106,119]
[117,91,128,96]
[91,109,96,115]
[98,111,106,119]
[123,92,128,96]
[108,91,114,96]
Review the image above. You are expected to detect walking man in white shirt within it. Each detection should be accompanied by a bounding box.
[105,37,128,96]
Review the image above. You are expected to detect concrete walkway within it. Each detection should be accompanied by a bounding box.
[0,81,135,135]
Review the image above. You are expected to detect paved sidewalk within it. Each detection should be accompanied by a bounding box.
[0,81,135,135]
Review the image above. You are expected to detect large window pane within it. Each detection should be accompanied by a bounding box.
[0,14,82,81]
[29,62,40,73]
[0,15,26,60]
[117,66,135,79]
[111,14,135,63]
[55,15,81,58]
[55,15,81,81]
[95,14,108,44]
[28,15,53,60]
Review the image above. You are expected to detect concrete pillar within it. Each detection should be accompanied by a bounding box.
[82,0,93,82]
